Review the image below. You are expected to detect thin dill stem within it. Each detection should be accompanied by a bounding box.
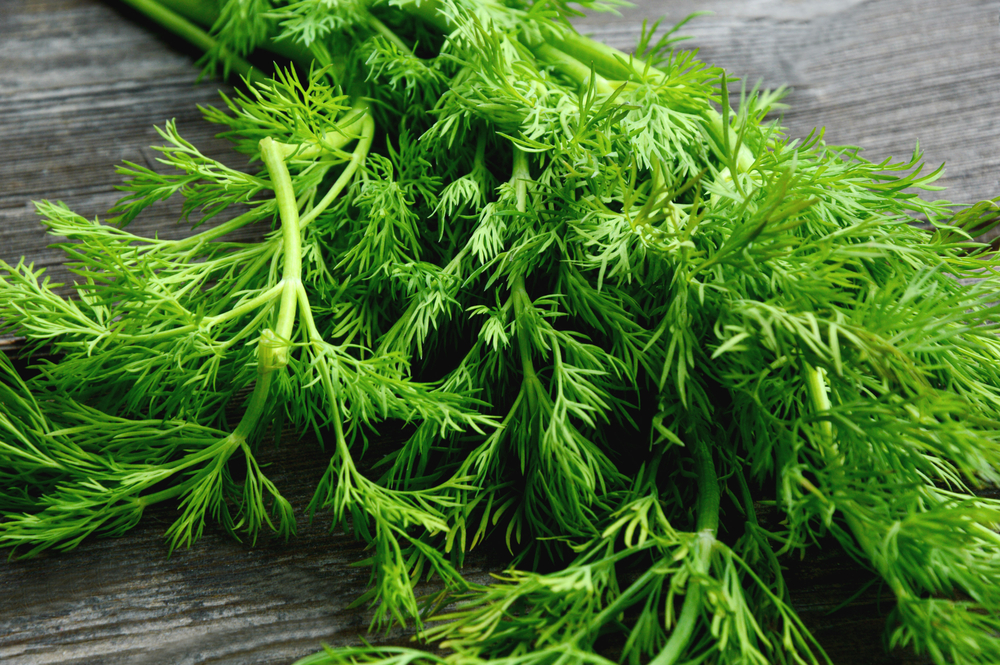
[509,147,541,405]
[367,13,413,54]
[512,276,539,386]
[734,464,787,598]
[117,0,261,82]
[805,362,835,448]
[203,282,285,329]
[169,206,272,252]
[650,435,719,665]
[300,112,376,227]
[135,369,274,509]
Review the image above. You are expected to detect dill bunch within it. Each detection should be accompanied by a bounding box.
[3,1,1000,663]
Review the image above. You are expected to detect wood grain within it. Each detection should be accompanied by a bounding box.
[2,0,998,663]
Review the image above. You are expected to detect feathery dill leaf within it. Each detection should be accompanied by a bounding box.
[4,1,1000,663]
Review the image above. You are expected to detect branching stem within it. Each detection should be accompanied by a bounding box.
[134,140,308,514]
[168,206,274,255]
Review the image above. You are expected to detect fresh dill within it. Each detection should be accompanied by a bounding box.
[4,1,1000,664]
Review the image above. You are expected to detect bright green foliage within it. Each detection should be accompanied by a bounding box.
[5,1,1000,664]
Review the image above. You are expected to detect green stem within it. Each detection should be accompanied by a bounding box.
[117,0,261,83]
[169,205,273,253]
[405,1,754,177]
[295,282,326,343]
[137,136,308,510]
[512,144,530,214]
[115,324,198,344]
[143,0,217,28]
[546,30,638,83]
[393,0,451,33]
[650,435,719,665]
[585,561,660,630]
[202,282,285,330]
[300,112,376,227]
[691,436,721,534]
[545,22,756,175]
[153,0,316,69]
[508,147,538,388]
[232,368,275,440]
[146,137,306,512]
[259,137,303,345]
[804,362,836,456]
[532,43,615,95]
[512,276,539,387]
[273,99,372,161]
[802,363,901,599]
[136,369,273,508]
[367,12,413,54]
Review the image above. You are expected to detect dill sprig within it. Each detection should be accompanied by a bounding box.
[4,1,1000,663]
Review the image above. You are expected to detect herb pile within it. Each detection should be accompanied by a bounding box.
[4,1,1000,663]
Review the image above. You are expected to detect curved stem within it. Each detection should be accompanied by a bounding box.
[202,282,285,330]
[650,435,719,665]
[273,100,372,161]
[232,368,276,441]
[300,112,376,227]
[152,0,316,69]
[117,0,261,83]
[146,136,306,511]
[136,368,274,508]
[546,20,759,176]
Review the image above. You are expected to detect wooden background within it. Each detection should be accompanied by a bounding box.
[2,1,999,663]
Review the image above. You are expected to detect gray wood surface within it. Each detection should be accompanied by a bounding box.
[2,0,998,663]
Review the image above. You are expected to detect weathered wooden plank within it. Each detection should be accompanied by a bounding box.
[2,0,996,663]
